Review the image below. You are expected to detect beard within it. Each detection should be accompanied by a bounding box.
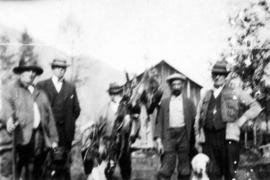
[172,89,181,96]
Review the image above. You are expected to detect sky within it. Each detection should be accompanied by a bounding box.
[0,0,249,87]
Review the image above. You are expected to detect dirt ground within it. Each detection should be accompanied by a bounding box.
[71,147,270,180]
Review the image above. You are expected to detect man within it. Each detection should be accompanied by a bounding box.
[154,73,196,180]
[194,61,262,180]
[0,58,59,180]
[37,59,81,180]
[98,82,140,180]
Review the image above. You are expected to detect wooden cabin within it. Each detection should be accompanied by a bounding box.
[136,60,202,107]
[131,60,203,149]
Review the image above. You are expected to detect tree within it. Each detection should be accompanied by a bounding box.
[19,31,38,64]
[0,34,16,84]
[220,0,270,118]
[226,0,270,101]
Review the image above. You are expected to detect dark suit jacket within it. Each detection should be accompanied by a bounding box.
[154,95,196,152]
[37,78,80,145]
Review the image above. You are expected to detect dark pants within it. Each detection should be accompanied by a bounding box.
[118,141,131,180]
[156,127,190,180]
[16,128,46,180]
[203,128,240,180]
[55,124,72,180]
[103,134,132,180]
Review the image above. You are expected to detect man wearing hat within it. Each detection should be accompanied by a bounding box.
[194,61,262,180]
[0,58,59,180]
[154,73,196,180]
[36,59,81,180]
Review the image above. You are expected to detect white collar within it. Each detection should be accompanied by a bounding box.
[28,85,35,94]
[52,76,63,84]
[213,85,224,98]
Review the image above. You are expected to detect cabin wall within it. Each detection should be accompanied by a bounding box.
[155,63,201,107]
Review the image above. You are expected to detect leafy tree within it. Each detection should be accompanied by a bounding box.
[0,34,16,84]
[19,31,38,64]
[225,0,270,109]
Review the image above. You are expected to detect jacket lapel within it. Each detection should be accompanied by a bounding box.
[49,78,58,95]
[60,80,72,100]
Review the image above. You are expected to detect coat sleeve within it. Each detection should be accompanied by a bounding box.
[154,100,164,140]
[72,87,81,120]
[236,89,262,127]
[44,93,59,144]
[194,92,205,143]
[188,99,197,156]
[0,84,14,125]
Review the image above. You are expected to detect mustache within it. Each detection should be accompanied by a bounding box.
[172,89,181,95]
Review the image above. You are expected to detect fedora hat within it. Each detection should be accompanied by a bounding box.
[13,58,43,75]
[166,73,186,84]
[108,82,123,95]
[50,59,70,68]
[212,61,230,75]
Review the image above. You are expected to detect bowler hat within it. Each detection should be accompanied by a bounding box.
[212,61,230,75]
[108,82,123,95]
[50,59,70,68]
[166,73,186,84]
[13,58,43,75]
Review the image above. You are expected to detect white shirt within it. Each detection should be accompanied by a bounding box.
[110,96,121,114]
[52,76,63,93]
[213,85,224,98]
[28,85,41,129]
[169,94,185,128]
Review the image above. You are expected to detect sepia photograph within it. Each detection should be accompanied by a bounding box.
[1,0,270,180]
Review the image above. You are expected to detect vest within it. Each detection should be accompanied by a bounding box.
[51,90,66,125]
[199,87,240,129]
[204,93,226,130]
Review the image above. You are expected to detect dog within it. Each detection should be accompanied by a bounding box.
[87,160,108,180]
[191,153,210,180]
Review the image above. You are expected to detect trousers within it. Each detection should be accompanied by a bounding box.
[203,128,240,180]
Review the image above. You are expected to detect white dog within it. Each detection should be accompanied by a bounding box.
[87,161,108,180]
[191,153,210,180]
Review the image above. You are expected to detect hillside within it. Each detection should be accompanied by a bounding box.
[0,24,125,133]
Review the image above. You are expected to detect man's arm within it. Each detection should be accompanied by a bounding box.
[154,100,164,140]
[73,87,81,120]
[236,89,262,127]
[194,93,204,142]
[43,93,59,146]
[153,100,165,154]
[0,85,15,125]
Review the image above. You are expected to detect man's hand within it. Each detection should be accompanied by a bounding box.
[241,120,254,131]
[52,142,58,149]
[155,138,164,154]
[6,117,18,133]
[195,141,202,153]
